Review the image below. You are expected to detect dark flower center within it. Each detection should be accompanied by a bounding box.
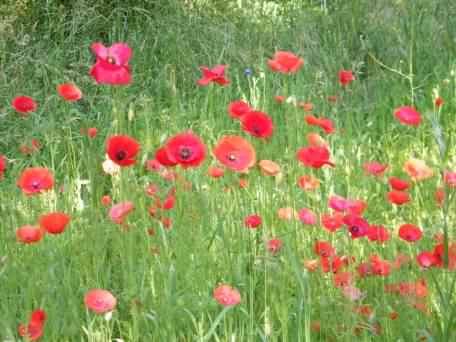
[351,226,360,233]
[107,56,116,64]
[116,150,127,161]
[179,147,192,160]
[228,154,237,161]
[31,180,40,189]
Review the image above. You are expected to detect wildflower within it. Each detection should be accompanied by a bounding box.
[197,64,230,86]
[297,175,320,191]
[321,212,344,232]
[339,70,355,86]
[387,191,410,205]
[106,135,140,167]
[266,239,283,255]
[18,309,47,341]
[258,160,281,176]
[403,158,433,181]
[87,127,97,138]
[388,176,410,191]
[394,106,421,126]
[57,83,82,101]
[213,135,256,173]
[12,96,37,115]
[367,225,390,243]
[344,215,369,239]
[268,51,304,73]
[298,208,317,225]
[208,166,225,178]
[17,167,54,195]
[213,285,241,307]
[39,212,70,234]
[304,115,335,134]
[0,155,6,179]
[90,42,132,85]
[363,162,388,176]
[16,225,44,244]
[163,132,206,168]
[109,201,134,224]
[296,146,334,168]
[398,224,422,242]
[244,214,262,229]
[85,289,117,314]
[240,111,274,138]
[228,100,251,119]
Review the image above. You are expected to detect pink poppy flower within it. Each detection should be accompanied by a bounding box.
[213,284,241,307]
[444,171,456,188]
[197,64,230,86]
[85,289,117,314]
[363,162,388,176]
[394,106,421,126]
[109,201,135,224]
[298,208,317,225]
[16,225,44,244]
[417,251,438,268]
[90,42,132,85]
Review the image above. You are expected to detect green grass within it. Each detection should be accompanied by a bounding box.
[1,0,456,341]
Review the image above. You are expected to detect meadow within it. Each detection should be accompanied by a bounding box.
[2,0,456,341]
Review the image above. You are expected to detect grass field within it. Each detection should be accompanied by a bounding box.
[1,0,456,341]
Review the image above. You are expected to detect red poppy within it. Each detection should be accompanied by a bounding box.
[101,195,111,206]
[240,111,274,138]
[338,70,355,86]
[258,160,281,176]
[90,42,132,85]
[314,241,335,258]
[213,284,241,306]
[363,162,388,176]
[16,225,43,244]
[197,64,230,86]
[106,135,140,167]
[328,195,350,212]
[370,255,391,276]
[228,100,251,119]
[417,251,438,268]
[87,127,97,138]
[164,132,206,168]
[39,212,70,234]
[266,238,283,255]
[398,224,422,242]
[18,309,47,341]
[12,96,37,115]
[213,135,256,173]
[298,208,317,225]
[163,194,175,210]
[367,225,390,243]
[0,155,6,179]
[306,132,328,147]
[444,171,456,188]
[17,167,54,195]
[85,289,117,314]
[297,175,320,191]
[347,199,367,216]
[155,146,178,167]
[435,97,444,107]
[244,214,262,229]
[296,146,334,168]
[321,212,344,232]
[304,115,335,134]
[109,201,135,224]
[208,166,225,178]
[57,83,82,101]
[388,176,410,191]
[394,106,421,126]
[435,187,445,207]
[298,102,313,112]
[343,215,369,239]
[268,51,304,73]
[274,95,286,103]
[333,271,353,288]
[387,190,410,205]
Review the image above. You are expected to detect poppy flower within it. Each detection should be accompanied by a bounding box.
[370,255,391,276]
[106,135,140,167]
[240,111,274,138]
[197,64,230,86]
[164,132,206,168]
[342,285,364,301]
[388,176,410,191]
[435,97,444,107]
[297,175,320,191]
[17,167,54,195]
[339,70,355,86]
[435,187,445,207]
[344,215,369,239]
[208,166,225,178]
[298,102,313,112]
[244,214,262,229]
[304,115,335,134]
[87,127,97,138]
[213,135,256,173]
[298,208,317,225]
[16,225,43,244]
[314,241,335,258]
[387,190,410,205]
[155,146,178,167]
[0,155,6,179]
[328,195,350,212]
[363,162,388,176]
[258,160,281,176]
[321,212,344,232]
[39,212,70,234]
[228,100,251,119]
[398,224,422,242]
[403,158,433,181]
[266,238,283,255]
[268,51,304,73]
[444,171,456,188]
[277,207,296,220]
[333,271,353,288]
[18,309,47,341]
[394,106,421,126]
[57,83,82,101]
[417,251,438,268]
[346,200,367,216]
[213,284,241,307]
[85,289,117,314]
[306,132,328,147]
[109,201,135,224]
[12,96,37,115]
[274,95,286,103]
[367,225,390,243]
[90,42,132,85]
[297,146,334,168]
[101,195,111,206]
